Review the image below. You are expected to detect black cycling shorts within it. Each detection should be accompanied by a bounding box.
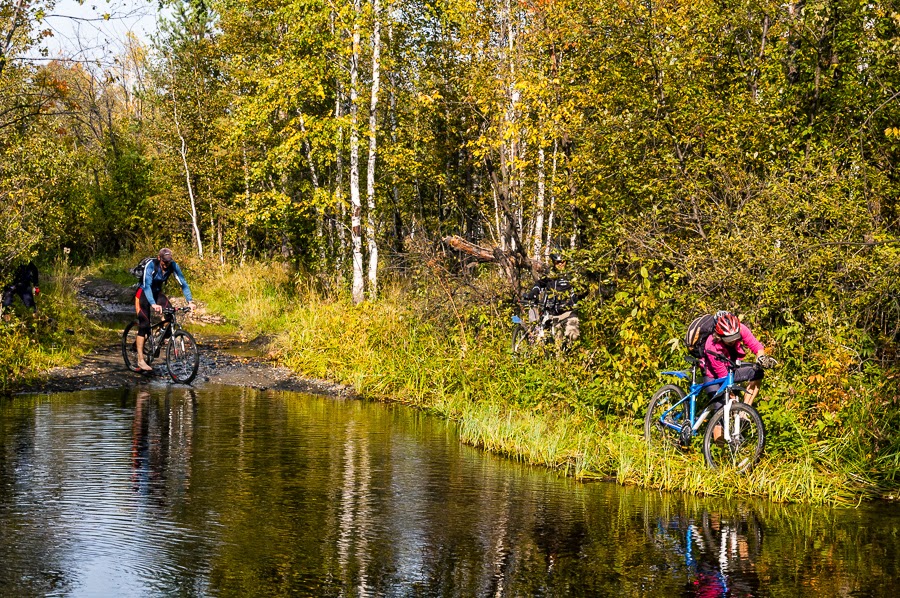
[135,288,171,337]
[702,364,764,410]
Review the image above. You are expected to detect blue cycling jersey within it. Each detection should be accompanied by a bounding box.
[141,259,193,305]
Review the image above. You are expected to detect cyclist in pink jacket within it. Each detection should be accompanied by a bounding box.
[702,312,776,408]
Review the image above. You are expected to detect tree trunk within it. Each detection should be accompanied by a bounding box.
[532,144,545,259]
[545,140,557,261]
[365,0,382,300]
[349,0,364,304]
[170,67,204,259]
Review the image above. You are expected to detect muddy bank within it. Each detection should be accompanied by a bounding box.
[18,278,352,398]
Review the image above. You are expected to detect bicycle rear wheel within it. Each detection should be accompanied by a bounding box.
[645,384,688,448]
[702,401,765,471]
[166,330,199,384]
[122,321,154,371]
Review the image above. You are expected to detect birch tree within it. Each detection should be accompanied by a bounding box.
[365,0,383,300]
[349,0,364,304]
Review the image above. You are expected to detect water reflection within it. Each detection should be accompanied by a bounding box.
[1,386,899,596]
[130,389,196,504]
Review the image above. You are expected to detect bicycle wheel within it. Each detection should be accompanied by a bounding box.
[122,321,154,371]
[511,324,530,354]
[702,401,765,472]
[645,384,688,447]
[166,330,199,384]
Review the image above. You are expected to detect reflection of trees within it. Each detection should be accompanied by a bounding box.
[0,397,72,594]
[4,388,900,595]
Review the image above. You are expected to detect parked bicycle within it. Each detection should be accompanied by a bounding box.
[122,306,199,384]
[645,352,766,471]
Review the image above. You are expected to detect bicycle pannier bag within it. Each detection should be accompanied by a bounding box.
[685,314,717,358]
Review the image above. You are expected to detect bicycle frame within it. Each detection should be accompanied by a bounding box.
[512,291,554,336]
[145,308,188,354]
[659,357,747,443]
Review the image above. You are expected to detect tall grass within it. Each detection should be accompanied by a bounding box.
[259,283,873,505]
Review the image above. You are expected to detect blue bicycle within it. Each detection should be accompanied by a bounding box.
[644,353,766,471]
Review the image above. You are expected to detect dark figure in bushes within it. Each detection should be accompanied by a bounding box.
[1,262,39,321]
[523,253,584,344]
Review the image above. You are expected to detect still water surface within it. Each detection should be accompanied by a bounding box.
[1,385,898,596]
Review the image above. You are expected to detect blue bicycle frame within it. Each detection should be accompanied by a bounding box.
[659,356,746,443]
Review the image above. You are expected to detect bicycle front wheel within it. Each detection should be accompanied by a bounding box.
[702,401,765,472]
[122,321,153,371]
[645,384,688,448]
[511,324,530,354]
[166,330,199,384]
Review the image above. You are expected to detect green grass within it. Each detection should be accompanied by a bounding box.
[256,284,880,505]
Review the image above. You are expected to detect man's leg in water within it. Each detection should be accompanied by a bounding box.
[134,291,153,371]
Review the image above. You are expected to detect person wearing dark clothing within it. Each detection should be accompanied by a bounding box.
[2,262,39,319]
[522,254,583,343]
[134,248,195,371]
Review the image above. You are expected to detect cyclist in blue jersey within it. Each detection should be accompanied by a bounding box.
[134,248,195,371]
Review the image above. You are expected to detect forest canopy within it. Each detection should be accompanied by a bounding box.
[2,0,900,341]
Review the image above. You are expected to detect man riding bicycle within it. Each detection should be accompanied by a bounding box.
[134,248,195,371]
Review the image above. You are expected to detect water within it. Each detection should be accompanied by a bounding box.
[1,385,897,597]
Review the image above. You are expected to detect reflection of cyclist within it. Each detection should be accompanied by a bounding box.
[134,248,195,372]
[522,253,583,344]
[1,261,39,320]
[691,511,761,598]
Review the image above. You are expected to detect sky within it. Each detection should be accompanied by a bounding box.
[34,0,163,66]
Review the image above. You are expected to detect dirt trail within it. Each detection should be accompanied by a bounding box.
[19,277,351,397]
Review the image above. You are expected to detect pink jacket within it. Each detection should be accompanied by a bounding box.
[702,323,765,379]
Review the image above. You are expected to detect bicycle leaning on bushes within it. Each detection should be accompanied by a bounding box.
[645,353,768,471]
[122,306,199,384]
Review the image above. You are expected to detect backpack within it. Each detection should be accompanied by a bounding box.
[130,257,156,282]
[684,314,717,358]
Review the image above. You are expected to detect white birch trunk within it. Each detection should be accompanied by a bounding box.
[365,0,382,300]
[332,11,347,269]
[545,140,557,262]
[532,145,545,259]
[349,0,364,304]
[335,85,346,267]
[169,64,203,259]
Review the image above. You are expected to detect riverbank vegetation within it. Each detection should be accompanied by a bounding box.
[266,268,898,505]
[0,258,98,392]
[3,1,900,503]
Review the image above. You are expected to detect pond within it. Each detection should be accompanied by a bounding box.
[1,385,897,596]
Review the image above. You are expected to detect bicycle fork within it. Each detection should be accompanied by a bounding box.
[722,395,741,444]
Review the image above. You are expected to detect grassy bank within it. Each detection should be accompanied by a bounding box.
[0,258,101,393]
[171,260,885,504]
[266,288,871,505]
[39,254,899,505]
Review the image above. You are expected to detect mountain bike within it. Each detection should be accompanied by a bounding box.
[122,306,199,384]
[644,353,766,471]
[511,292,572,354]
